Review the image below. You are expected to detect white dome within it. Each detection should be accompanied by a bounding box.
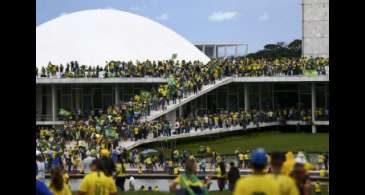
[36,9,210,67]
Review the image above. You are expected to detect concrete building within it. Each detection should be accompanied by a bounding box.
[194,43,248,59]
[36,9,329,135]
[302,0,329,57]
[36,9,210,67]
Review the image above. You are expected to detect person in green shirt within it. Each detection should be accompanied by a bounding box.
[170,158,210,195]
[115,156,126,191]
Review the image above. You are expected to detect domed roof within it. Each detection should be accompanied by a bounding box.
[36,9,210,67]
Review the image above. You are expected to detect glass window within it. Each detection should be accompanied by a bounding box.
[275,92,299,108]
[93,89,102,109]
[82,95,92,112]
[217,92,227,109]
[103,95,113,109]
[228,94,238,111]
[274,83,298,91]
[102,85,113,94]
[61,95,72,111]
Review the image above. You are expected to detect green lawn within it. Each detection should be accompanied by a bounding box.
[141,131,329,156]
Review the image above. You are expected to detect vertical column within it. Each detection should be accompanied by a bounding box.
[166,110,176,130]
[311,83,317,133]
[205,94,208,114]
[202,45,206,55]
[224,46,227,58]
[324,84,328,109]
[179,106,183,118]
[36,86,42,120]
[52,85,57,122]
[235,46,238,57]
[115,84,120,105]
[258,84,262,110]
[271,84,275,110]
[213,45,217,58]
[244,83,250,111]
[298,84,301,109]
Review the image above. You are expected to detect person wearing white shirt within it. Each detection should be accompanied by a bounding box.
[82,151,95,174]
[36,152,46,182]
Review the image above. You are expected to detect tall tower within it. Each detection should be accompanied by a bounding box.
[302,0,329,57]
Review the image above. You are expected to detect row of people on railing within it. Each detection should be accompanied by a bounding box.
[36,56,329,78]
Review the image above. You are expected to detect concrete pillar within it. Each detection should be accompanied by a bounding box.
[224,46,227,58]
[324,84,328,109]
[244,83,250,111]
[202,45,206,54]
[52,85,57,122]
[115,85,120,105]
[258,84,262,110]
[271,84,275,110]
[235,46,238,57]
[179,106,183,118]
[311,83,317,133]
[298,85,301,109]
[36,87,42,120]
[213,45,217,58]
[166,110,177,130]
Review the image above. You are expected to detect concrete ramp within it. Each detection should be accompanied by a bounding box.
[141,77,234,122]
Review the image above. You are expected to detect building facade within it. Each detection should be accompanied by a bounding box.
[36,77,329,134]
[302,0,329,57]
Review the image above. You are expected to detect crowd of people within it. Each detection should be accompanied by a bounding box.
[36,146,328,195]
[36,56,329,195]
[169,148,327,195]
[36,57,329,79]
[38,57,328,121]
[36,104,327,178]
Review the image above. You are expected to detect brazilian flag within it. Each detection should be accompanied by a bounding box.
[304,69,317,77]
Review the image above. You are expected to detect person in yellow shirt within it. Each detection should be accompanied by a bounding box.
[317,154,325,170]
[152,185,159,192]
[173,165,180,175]
[49,167,72,195]
[144,156,153,172]
[78,159,117,195]
[243,152,250,168]
[137,163,143,174]
[216,161,227,191]
[319,168,326,177]
[313,181,322,194]
[233,148,280,195]
[216,155,222,164]
[115,156,126,191]
[266,152,299,195]
[238,152,244,168]
[282,151,296,175]
[167,159,173,175]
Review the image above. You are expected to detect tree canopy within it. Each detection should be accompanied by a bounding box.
[245,39,302,59]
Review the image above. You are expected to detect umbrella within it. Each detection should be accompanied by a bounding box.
[140,149,158,156]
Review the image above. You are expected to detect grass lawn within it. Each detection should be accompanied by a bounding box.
[140,131,329,156]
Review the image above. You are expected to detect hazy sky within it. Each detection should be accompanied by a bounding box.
[36,0,302,53]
